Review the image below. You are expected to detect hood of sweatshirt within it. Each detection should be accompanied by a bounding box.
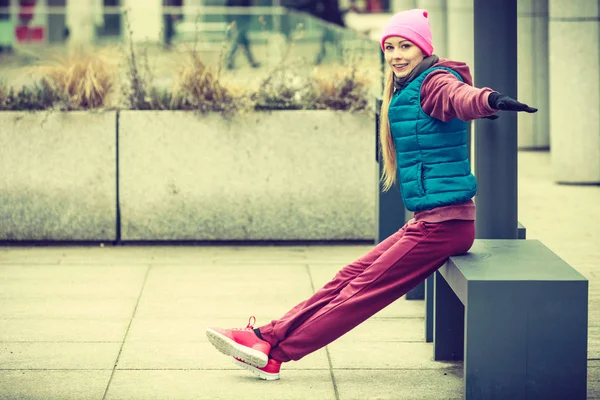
[394,57,475,91]
[433,58,474,86]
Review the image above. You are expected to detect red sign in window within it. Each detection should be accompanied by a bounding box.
[15,26,45,42]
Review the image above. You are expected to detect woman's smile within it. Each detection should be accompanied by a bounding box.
[391,62,410,73]
[384,36,426,78]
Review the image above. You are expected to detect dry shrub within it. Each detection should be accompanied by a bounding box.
[312,65,372,112]
[170,52,243,114]
[0,82,7,108]
[253,69,315,110]
[35,49,117,110]
[0,80,62,111]
[121,42,172,110]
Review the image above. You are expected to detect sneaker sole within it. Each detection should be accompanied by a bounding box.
[232,358,280,381]
[205,328,268,368]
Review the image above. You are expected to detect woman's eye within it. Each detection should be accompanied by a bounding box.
[385,46,394,51]
[401,44,411,49]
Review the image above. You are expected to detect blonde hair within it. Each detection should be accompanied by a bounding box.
[379,68,397,192]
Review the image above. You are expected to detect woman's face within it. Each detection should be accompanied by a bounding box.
[383,36,425,78]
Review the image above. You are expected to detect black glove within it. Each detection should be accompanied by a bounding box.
[488,92,538,113]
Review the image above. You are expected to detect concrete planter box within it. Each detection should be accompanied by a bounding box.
[0,111,117,241]
[119,110,376,241]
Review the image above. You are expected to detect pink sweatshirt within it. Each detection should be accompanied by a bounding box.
[411,58,498,223]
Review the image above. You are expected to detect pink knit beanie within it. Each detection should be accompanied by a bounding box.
[380,9,434,56]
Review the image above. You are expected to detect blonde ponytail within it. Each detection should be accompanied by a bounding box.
[379,69,397,192]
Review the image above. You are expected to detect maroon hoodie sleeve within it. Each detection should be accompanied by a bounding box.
[420,70,498,122]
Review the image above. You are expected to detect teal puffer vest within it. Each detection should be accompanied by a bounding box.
[389,66,477,212]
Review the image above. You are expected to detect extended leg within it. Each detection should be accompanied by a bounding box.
[268,220,474,362]
[259,223,410,347]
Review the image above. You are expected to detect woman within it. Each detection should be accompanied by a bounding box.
[205,8,537,381]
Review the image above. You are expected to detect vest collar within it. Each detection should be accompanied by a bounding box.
[393,55,439,92]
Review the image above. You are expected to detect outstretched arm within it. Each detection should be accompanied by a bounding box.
[421,71,536,122]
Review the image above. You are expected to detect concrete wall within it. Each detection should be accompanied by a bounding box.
[118,110,376,241]
[0,111,117,241]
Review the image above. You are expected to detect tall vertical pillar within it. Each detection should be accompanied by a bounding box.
[518,0,549,149]
[123,0,162,42]
[446,0,473,67]
[474,0,518,239]
[549,0,600,183]
[416,0,447,57]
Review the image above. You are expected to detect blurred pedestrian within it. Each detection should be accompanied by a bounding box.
[163,0,183,50]
[205,8,537,381]
[226,0,260,69]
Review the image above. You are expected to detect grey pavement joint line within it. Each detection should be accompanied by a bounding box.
[305,264,340,400]
[102,265,151,400]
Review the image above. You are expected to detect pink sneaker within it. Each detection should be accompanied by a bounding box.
[233,357,281,381]
[206,316,270,368]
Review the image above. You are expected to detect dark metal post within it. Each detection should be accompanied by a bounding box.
[473,0,518,239]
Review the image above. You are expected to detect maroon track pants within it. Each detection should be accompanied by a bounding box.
[258,219,475,363]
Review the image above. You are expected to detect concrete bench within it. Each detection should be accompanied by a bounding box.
[432,239,588,399]
[424,223,526,341]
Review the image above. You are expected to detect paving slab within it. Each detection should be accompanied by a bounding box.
[0,264,147,281]
[117,341,329,370]
[0,318,129,342]
[334,368,463,400]
[142,263,313,297]
[517,152,600,271]
[105,370,336,400]
[0,278,144,299]
[0,248,63,265]
[134,293,300,320]
[0,370,111,400]
[328,341,458,370]
[209,247,310,264]
[589,327,600,358]
[0,297,137,319]
[0,342,121,370]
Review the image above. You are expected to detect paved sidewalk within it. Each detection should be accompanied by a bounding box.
[0,150,598,400]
